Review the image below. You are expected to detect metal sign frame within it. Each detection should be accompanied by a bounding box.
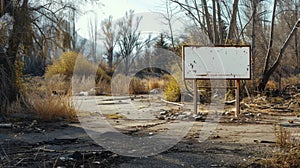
[182,45,251,117]
[183,45,251,80]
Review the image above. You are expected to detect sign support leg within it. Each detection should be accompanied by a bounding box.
[193,79,198,114]
[235,80,241,117]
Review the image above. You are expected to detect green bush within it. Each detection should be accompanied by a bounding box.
[164,76,180,102]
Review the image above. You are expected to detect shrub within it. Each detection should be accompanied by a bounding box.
[147,78,166,91]
[282,76,300,88]
[164,76,180,102]
[129,77,148,94]
[30,94,76,121]
[266,80,277,90]
[111,74,147,95]
[25,76,77,121]
[111,75,167,95]
[46,51,110,82]
[251,126,300,167]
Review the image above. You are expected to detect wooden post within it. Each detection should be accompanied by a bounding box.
[235,80,240,117]
[193,79,198,114]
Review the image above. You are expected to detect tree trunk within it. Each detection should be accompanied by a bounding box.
[0,54,18,108]
[262,0,277,76]
[0,0,28,110]
[108,47,113,70]
[226,0,239,42]
[251,0,257,90]
[295,3,299,73]
[258,18,300,91]
[216,0,224,44]
[212,0,219,44]
[201,0,213,43]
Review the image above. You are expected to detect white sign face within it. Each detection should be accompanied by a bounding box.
[183,46,251,79]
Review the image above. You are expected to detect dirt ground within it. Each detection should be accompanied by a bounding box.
[1,93,300,168]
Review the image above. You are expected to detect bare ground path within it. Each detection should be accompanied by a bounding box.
[1,94,299,167]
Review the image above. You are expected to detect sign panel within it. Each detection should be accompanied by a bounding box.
[183,45,251,79]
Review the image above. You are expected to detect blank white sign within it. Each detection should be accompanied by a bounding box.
[183,46,251,79]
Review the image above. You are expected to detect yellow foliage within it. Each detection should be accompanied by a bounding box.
[106,113,125,119]
[164,76,181,102]
[46,51,109,81]
[266,80,277,90]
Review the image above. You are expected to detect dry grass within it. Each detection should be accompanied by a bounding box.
[274,125,292,148]
[72,75,96,94]
[30,94,76,121]
[105,113,126,119]
[25,76,77,121]
[266,80,278,90]
[112,74,166,95]
[147,78,166,91]
[282,76,300,88]
[255,125,300,167]
[129,77,148,95]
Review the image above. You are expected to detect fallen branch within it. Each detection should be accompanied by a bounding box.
[254,140,275,144]
[160,99,184,106]
[0,123,12,128]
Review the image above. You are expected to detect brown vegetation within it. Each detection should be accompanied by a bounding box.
[24,76,77,121]
[255,126,300,168]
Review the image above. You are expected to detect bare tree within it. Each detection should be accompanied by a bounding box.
[87,12,98,63]
[0,0,28,109]
[201,0,213,42]
[0,0,100,111]
[102,15,119,71]
[160,0,178,50]
[216,0,224,44]
[170,0,214,43]
[251,0,258,89]
[225,0,239,42]
[117,10,142,75]
[170,0,243,45]
[212,0,218,44]
[258,0,300,91]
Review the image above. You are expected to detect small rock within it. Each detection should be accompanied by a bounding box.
[187,116,195,121]
[230,118,237,122]
[72,151,83,160]
[59,156,66,161]
[149,88,161,94]
[257,113,262,117]
[160,111,167,115]
[158,116,165,120]
[0,123,12,128]
[177,115,186,120]
[212,135,221,139]
[195,116,204,121]
[223,111,231,115]
[288,120,294,124]
[93,161,101,165]
[79,91,88,96]
[245,113,254,118]
[183,112,192,116]
[112,154,118,158]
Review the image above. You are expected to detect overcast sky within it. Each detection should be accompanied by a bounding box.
[76,0,185,39]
